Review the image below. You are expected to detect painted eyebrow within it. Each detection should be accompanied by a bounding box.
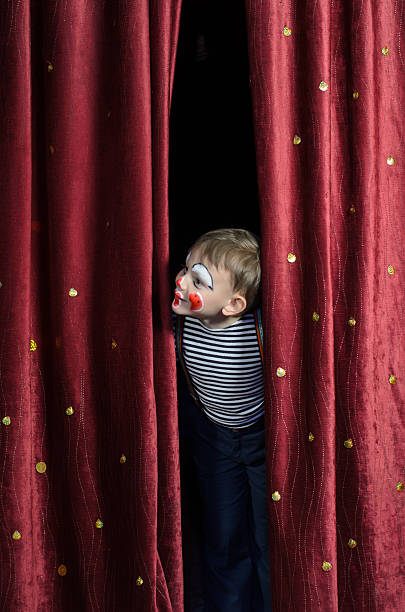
[192,263,214,290]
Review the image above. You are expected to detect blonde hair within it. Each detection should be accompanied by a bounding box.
[190,228,261,313]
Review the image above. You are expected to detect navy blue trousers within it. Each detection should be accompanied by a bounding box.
[178,367,272,612]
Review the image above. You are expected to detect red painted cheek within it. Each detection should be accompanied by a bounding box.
[189,292,203,311]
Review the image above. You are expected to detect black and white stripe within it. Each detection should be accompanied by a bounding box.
[179,312,264,429]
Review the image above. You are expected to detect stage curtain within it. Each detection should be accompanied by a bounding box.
[0,1,182,610]
[245,1,405,610]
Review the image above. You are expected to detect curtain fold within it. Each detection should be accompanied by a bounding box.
[245,1,405,610]
[0,1,182,610]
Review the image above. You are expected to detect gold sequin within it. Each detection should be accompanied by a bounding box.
[287,253,296,263]
[322,561,332,572]
[69,288,78,297]
[120,454,127,464]
[352,91,359,100]
[308,432,315,442]
[396,482,404,491]
[276,367,286,378]
[2,416,11,426]
[283,26,292,36]
[293,135,301,145]
[319,81,328,92]
[112,339,118,350]
[47,62,54,72]
[382,46,389,55]
[30,339,37,351]
[65,406,74,415]
[348,317,356,327]
[271,491,281,501]
[36,461,47,474]
[12,531,21,540]
[136,576,144,586]
[58,564,67,576]
[347,538,357,549]
[387,156,395,166]
[344,438,353,448]
[312,312,320,322]
[388,265,395,275]
[49,145,55,154]
[348,206,356,215]
[96,519,103,529]
[389,375,397,384]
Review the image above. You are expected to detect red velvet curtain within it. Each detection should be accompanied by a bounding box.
[0,1,182,610]
[2,1,405,610]
[245,1,405,610]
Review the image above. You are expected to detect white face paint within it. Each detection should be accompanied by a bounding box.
[192,263,213,290]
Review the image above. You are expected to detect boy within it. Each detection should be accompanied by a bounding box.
[172,228,271,611]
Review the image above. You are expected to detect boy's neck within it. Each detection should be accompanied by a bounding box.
[197,313,243,329]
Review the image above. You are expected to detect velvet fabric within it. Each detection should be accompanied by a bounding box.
[245,1,405,610]
[0,1,182,610]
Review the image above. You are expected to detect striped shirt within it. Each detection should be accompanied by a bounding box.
[175,311,264,429]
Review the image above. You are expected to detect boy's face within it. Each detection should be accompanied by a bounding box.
[172,247,247,327]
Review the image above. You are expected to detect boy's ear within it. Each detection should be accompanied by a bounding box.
[222,294,247,317]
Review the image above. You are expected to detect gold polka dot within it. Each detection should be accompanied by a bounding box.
[348,206,356,215]
[47,62,54,72]
[12,531,21,540]
[319,81,328,91]
[69,288,78,297]
[287,253,296,263]
[308,432,315,442]
[322,561,332,572]
[312,312,320,322]
[95,519,103,529]
[293,135,301,145]
[58,564,67,576]
[389,375,397,384]
[112,339,118,350]
[271,491,281,501]
[396,482,404,491]
[382,46,389,55]
[276,367,286,378]
[283,26,292,36]
[352,91,359,100]
[347,538,357,549]
[36,461,47,474]
[65,406,74,415]
[344,438,353,448]
[136,576,144,586]
[388,265,395,275]
[30,339,37,351]
[387,156,395,166]
[348,317,356,327]
[120,454,127,463]
[2,416,11,426]
[49,145,55,154]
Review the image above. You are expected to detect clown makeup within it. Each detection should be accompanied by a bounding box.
[172,289,185,308]
[192,263,214,290]
[189,291,204,311]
